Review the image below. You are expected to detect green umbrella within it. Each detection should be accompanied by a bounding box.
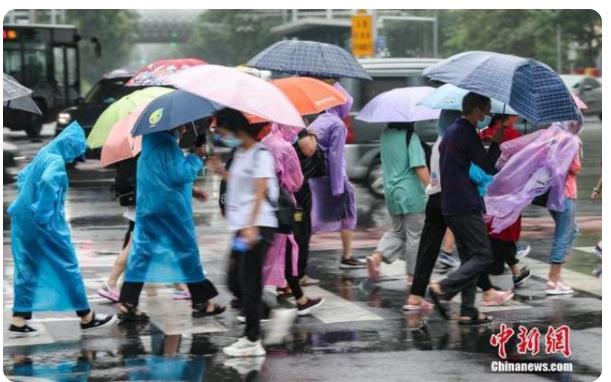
[86,87,174,148]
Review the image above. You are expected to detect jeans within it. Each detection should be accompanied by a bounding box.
[226,227,276,342]
[440,211,494,319]
[549,198,579,264]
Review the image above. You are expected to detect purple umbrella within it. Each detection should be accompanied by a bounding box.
[356,86,440,123]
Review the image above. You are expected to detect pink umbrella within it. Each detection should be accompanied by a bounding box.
[165,65,305,128]
[100,105,146,167]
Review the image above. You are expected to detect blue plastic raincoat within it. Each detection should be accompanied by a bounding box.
[124,131,206,283]
[7,122,89,313]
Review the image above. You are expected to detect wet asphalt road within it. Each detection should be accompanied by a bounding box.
[2,121,602,381]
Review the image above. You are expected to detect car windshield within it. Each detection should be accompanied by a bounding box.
[561,75,583,90]
[83,78,133,104]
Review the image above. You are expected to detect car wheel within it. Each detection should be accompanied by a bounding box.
[599,113,602,120]
[366,157,385,199]
[25,116,43,138]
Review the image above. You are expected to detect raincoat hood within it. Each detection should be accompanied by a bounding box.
[42,121,87,163]
[549,108,584,135]
[325,82,353,119]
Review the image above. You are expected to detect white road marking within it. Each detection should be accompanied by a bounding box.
[297,286,383,324]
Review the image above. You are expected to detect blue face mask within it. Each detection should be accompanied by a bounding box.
[214,133,242,148]
[477,115,492,130]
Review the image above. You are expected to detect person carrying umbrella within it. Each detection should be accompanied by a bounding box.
[308,82,365,269]
[7,122,117,337]
[116,123,225,322]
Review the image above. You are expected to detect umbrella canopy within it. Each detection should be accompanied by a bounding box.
[166,64,305,127]
[131,90,222,137]
[419,84,517,115]
[423,51,579,125]
[356,87,441,123]
[572,94,588,110]
[3,73,42,114]
[100,105,145,167]
[272,77,348,115]
[125,58,206,87]
[246,40,372,80]
[87,87,173,148]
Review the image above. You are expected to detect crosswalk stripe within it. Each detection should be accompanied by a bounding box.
[519,257,602,297]
[297,286,383,324]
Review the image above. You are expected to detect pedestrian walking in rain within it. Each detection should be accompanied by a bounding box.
[261,124,325,316]
[292,128,327,286]
[208,108,282,357]
[7,122,117,337]
[308,82,364,269]
[366,122,430,284]
[116,124,225,322]
[426,93,503,323]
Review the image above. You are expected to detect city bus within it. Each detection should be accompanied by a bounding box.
[3,23,96,137]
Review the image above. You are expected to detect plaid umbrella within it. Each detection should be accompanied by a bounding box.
[423,51,579,125]
[3,73,42,114]
[246,40,372,80]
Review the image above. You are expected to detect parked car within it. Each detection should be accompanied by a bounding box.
[561,74,602,119]
[340,58,441,197]
[55,72,136,157]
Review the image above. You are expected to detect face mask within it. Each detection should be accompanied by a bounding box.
[215,133,242,148]
[477,115,492,130]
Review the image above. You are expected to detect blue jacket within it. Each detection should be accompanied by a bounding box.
[124,131,206,283]
[8,122,89,312]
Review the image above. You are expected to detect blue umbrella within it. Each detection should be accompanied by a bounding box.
[423,51,579,125]
[419,84,517,115]
[131,90,222,137]
[246,40,372,80]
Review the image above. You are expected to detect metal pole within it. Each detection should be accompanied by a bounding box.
[556,24,562,73]
[433,14,438,57]
[50,9,56,25]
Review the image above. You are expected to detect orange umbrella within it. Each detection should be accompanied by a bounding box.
[246,77,348,123]
[100,105,146,167]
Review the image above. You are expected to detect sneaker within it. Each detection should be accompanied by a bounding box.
[8,324,39,338]
[264,308,298,345]
[237,315,272,324]
[339,257,367,269]
[516,243,532,259]
[223,337,266,357]
[230,298,242,309]
[592,243,602,258]
[438,252,460,268]
[545,280,574,295]
[299,275,320,286]
[512,266,531,287]
[81,313,117,333]
[173,290,191,300]
[297,297,325,316]
[97,283,120,303]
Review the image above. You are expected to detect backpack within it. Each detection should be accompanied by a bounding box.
[405,128,432,169]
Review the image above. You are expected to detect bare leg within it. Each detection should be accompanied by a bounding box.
[341,230,353,259]
[81,312,93,323]
[548,263,562,283]
[442,230,455,254]
[10,317,26,326]
[107,236,131,288]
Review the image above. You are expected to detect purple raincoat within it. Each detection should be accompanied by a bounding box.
[261,127,303,287]
[308,83,357,233]
[485,119,581,233]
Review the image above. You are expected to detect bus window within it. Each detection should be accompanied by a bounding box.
[3,46,22,82]
[66,47,79,99]
[23,48,47,88]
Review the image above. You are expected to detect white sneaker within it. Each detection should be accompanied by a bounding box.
[223,337,266,357]
[545,280,574,295]
[264,308,297,345]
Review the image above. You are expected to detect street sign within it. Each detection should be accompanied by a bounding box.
[351,12,374,58]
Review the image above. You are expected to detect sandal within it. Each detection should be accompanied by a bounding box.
[427,286,450,320]
[403,300,434,311]
[117,305,150,322]
[192,302,226,318]
[458,314,493,325]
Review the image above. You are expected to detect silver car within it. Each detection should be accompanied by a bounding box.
[561,74,602,119]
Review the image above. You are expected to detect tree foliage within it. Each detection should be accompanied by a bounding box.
[66,10,139,87]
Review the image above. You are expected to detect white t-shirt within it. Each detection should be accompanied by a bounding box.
[425,136,442,195]
[225,143,279,231]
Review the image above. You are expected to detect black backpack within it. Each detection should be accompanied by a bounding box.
[405,129,432,169]
[114,156,138,207]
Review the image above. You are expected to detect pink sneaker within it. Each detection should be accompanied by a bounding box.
[546,280,574,295]
[480,290,514,306]
[97,283,120,303]
[173,290,191,300]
